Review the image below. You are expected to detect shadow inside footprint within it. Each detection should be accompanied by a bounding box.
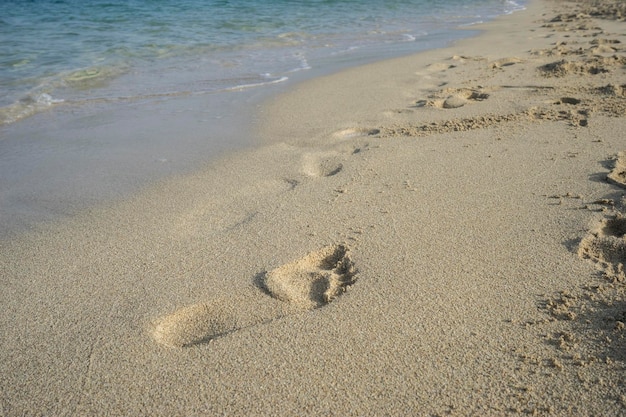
[261,244,357,309]
[603,216,626,238]
[579,215,626,265]
[607,152,626,189]
[319,160,343,177]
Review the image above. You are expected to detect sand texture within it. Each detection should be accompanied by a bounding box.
[2,0,626,415]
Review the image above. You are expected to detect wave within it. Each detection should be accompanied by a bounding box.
[506,0,527,13]
[223,76,289,91]
[0,74,290,127]
[0,94,65,126]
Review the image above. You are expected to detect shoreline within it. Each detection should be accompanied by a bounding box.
[0,1,510,240]
[2,0,626,415]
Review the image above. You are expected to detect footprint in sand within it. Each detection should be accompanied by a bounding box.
[332,127,380,139]
[451,55,486,63]
[579,215,626,265]
[261,244,357,309]
[578,153,626,265]
[489,57,523,69]
[301,153,344,178]
[422,88,489,109]
[539,56,626,77]
[426,62,456,72]
[589,38,622,55]
[301,137,375,178]
[152,244,356,347]
[607,151,626,189]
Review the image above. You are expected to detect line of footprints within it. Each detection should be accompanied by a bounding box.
[152,244,357,347]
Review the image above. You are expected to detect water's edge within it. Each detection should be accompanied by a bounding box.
[0,4,524,239]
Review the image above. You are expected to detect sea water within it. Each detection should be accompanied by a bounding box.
[1,0,524,125]
[0,0,525,236]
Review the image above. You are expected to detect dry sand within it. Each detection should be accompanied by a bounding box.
[1,0,626,415]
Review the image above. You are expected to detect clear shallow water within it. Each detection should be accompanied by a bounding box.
[0,0,525,125]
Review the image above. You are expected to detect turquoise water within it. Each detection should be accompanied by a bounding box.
[0,0,525,125]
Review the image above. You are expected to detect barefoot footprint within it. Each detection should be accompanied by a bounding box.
[152,244,357,347]
[607,151,626,189]
[416,88,489,109]
[261,244,357,309]
[301,138,375,178]
[301,152,344,178]
[579,215,626,265]
[578,153,626,266]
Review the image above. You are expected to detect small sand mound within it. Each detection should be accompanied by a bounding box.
[262,244,357,309]
[442,96,468,109]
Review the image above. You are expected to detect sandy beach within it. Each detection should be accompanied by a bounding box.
[2,0,626,415]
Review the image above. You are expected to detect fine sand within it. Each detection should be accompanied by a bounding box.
[2,0,626,415]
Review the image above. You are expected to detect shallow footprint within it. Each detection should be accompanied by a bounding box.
[424,62,456,72]
[489,56,523,69]
[301,153,344,177]
[262,244,357,309]
[332,128,380,139]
